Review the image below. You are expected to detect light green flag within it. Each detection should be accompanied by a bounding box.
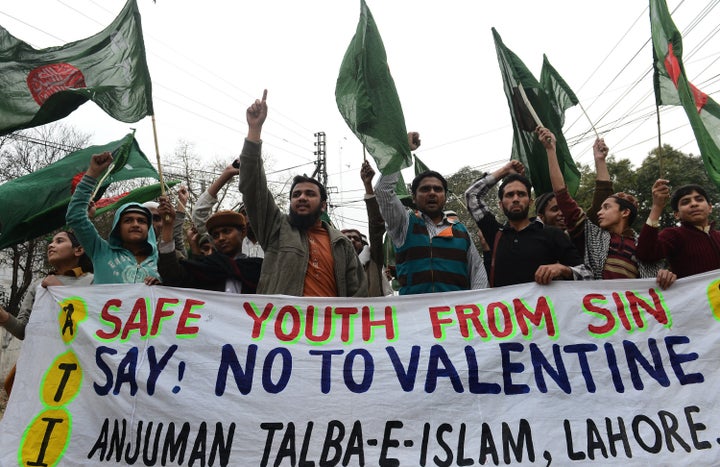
[0,134,158,250]
[0,0,153,136]
[493,28,581,196]
[335,0,411,175]
[650,0,720,190]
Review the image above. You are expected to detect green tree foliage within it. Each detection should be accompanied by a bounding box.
[0,124,90,315]
[571,144,719,231]
[445,166,496,253]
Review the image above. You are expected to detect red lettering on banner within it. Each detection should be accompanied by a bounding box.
[487,302,513,338]
[335,307,360,342]
[429,306,454,339]
[583,289,670,336]
[151,298,180,335]
[244,301,275,339]
[95,297,204,340]
[306,306,333,342]
[120,298,149,340]
[361,306,395,341]
[243,301,397,344]
[177,299,204,336]
[514,297,556,338]
[430,297,557,340]
[453,304,489,339]
[276,305,302,341]
[96,299,123,340]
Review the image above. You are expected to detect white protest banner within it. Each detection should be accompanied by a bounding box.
[2,271,720,466]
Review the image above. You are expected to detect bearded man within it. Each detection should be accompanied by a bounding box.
[238,90,366,296]
[464,160,589,287]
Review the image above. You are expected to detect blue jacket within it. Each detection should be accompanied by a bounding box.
[66,175,159,284]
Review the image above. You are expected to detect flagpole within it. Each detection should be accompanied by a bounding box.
[578,102,600,140]
[517,83,553,146]
[517,83,543,128]
[655,102,664,176]
[151,114,167,196]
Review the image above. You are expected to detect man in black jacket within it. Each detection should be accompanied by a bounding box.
[157,198,261,293]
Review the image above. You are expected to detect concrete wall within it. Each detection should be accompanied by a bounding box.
[0,328,20,384]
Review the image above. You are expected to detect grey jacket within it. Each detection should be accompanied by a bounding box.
[238,139,366,297]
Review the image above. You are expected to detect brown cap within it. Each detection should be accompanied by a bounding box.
[206,210,246,233]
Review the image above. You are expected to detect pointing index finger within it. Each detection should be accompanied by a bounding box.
[261,89,268,102]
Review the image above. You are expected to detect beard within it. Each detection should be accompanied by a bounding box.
[503,205,530,222]
[289,205,323,230]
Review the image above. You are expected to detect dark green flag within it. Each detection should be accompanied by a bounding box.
[336,0,411,175]
[0,133,158,249]
[650,0,720,190]
[492,28,581,196]
[413,154,431,177]
[0,0,153,136]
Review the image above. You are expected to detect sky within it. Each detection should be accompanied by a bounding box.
[1,0,719,235]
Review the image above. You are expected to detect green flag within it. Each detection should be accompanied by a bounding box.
[413,154,431,177]
[0,0,153,136]
[650,0,720,190]
[335,0,411,175]
[492,28,581,196]
[92,180,180,217]
[0,133,158,249]
[540,55,579,127]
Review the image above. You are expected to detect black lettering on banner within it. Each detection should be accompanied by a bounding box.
[26,418,64,467]
[53,362,78,403]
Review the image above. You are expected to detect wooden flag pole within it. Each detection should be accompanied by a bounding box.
[517,83,553,145]
[90,161,116,200]
[578,101,600,140]
[90,129,138,200]
[151,114,167,196]
[655,102,664,176]
[517,83,543,128]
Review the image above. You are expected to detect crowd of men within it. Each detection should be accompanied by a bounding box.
[3,89,720,333]
[2,89,719,394]
[54,91,720,296]
[49,90,720,295]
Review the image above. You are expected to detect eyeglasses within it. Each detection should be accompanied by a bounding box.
[152,215,162,222]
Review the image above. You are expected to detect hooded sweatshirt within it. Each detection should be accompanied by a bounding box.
[66,174,159,284]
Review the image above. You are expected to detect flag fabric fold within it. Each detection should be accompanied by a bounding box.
[0,133,159,249]
[650,0,720,190]
[0,0,153,136]
[335,0,411,175]
[492,28,581,196]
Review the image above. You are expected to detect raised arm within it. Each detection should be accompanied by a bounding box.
[464,160,524,224]
[588,138,613,225]
[66,152,113,258]
[636,179,671,262]
[157,196,192,287]
[536,127,565,192]
[374,132,421,248]
[192,164,240,235]
[238,90,285,250]
[361,160,386,267]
